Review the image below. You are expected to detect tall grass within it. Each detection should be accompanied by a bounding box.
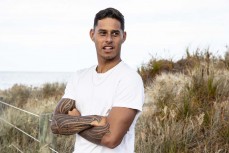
[135,48,229,153]
[0,83,75,153]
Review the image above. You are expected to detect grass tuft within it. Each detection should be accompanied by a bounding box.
[136,48,229,152]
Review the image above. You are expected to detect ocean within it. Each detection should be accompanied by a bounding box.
[0,71,73,90]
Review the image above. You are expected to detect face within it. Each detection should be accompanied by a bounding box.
[90,18,126,63]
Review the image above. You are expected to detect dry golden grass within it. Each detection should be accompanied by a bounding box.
[0,83,75,153]
[135,49,229,153]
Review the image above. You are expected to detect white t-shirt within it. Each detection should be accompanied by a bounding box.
[63,61,144,153]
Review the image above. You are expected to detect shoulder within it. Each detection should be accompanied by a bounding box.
[63,65,96,98]
[112,62,145,111]
[70,65,96,80]
[117,62,142,83]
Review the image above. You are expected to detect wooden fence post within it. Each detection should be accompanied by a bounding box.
[39,113,56,153]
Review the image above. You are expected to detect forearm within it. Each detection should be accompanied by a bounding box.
[79,122,110,145]
[54,98,76,114]
[51,98,108,136]
[51,114,103,135]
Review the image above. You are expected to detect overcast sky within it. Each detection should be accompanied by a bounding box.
[0,0,228,72]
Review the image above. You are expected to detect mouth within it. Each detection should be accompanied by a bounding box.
[102,46,114,52]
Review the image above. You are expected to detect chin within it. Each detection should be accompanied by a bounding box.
[104,56,115,60]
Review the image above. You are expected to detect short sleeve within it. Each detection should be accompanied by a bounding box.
[62,71,80,100]
[112,73,144,112]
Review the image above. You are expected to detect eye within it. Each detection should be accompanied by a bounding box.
[99,31,106,36]
[112,32,119,37]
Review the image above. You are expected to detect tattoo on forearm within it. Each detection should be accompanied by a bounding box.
[55,98,76,114]
[79,123,110,145]
[51,98,106,135]
[51,114,103,135]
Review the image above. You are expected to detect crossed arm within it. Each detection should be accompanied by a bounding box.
[51,98,107,135]
[51,98,137,148]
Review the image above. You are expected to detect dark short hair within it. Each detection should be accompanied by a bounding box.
[93,7,125,31]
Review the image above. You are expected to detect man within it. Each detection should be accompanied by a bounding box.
[51,7,144,153]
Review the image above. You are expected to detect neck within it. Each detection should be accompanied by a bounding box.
[96,59,121,73]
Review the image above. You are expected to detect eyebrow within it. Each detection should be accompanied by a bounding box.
[98,29,107,32]
[98,29,121,33]
[112,30,120,33]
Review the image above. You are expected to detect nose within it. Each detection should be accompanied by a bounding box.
[105,34,113,43]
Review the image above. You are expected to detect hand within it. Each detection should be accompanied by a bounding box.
[91,116,107,127]
[68,108,81,116]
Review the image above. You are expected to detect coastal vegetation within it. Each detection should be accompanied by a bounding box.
[136,48,229,152]
[0,48,229,152]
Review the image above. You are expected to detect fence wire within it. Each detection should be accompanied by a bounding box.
[9,144,24,153]
[0,101,39,117]
[0,100,58,153]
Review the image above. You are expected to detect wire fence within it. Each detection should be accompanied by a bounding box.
[0,100,58,153]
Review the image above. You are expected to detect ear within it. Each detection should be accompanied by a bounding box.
[90,29,95,41]
[122,31,127,43]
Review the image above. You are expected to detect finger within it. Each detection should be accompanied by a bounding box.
[68,109,81,116]
[72,108,81,116]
